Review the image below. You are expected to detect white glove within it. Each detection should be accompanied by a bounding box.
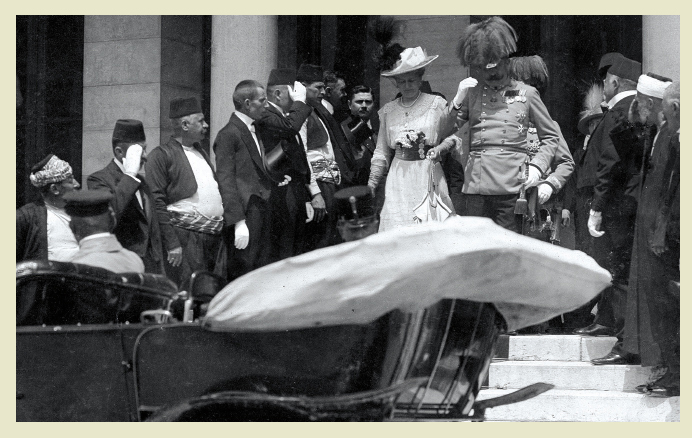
[453,77,478,107]
[123,144,143,177]
[305,202,315,223]
[288,81,307,103]
[277,175,292,187]
[561,209,571,227]
[587,210,605,237]
[525,165,541,187]
[234,220,250,249]
[537,184,553,204]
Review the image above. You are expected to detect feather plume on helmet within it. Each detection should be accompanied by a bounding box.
[577,83,605,136]
[509,55,549,89]
[457,16,518,67]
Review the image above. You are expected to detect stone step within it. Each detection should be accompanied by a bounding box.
[477,388,680,422]
[489,360,655,391]
[495,334,617,362]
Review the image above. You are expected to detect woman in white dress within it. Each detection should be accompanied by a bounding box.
[368,46,477,232]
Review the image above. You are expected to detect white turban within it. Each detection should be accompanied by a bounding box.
[637,74,671,99]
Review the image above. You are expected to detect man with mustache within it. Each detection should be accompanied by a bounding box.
[340,85,378,187]
[447,17,565,233]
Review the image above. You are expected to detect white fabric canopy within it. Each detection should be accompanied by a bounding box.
[205,217,611,332]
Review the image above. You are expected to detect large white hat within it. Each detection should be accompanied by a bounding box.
[381,47,438,77]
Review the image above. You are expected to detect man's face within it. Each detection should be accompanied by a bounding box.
[479,59,510,88]
[186,113,209,142]
[349,92,374,120]
[632,93,654,125]
[305,81,326,100]
[246,87,268,121]
[662,94,680,129]
[327,78,346,107]
[603,73,617,102]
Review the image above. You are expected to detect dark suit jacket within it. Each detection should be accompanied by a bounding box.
[88,160,164,270]
[214,113,274,226]
[16,201,47,262]
[258,101,312,184]
[307,98,356,186]
[145,137,217,251]
[576,93,635,203]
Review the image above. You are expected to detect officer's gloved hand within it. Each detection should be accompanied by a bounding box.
[453,77,478,108]
[537,184,553,204]
[587,210,605,237]
[525,165,541,188]
[288,81,307,103]
[123,144,143,177]
[234,220,250,249]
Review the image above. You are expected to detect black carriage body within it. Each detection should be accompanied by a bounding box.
[17,261,506,421]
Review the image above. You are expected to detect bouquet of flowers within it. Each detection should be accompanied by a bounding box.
[395,130,428,159]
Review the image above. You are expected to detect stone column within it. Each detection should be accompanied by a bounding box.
[209,15,278,161]
[642,15,679,81]
[82,16,205,185]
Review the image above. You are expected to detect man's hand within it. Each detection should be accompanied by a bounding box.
[525,165,542,188]
[426,148,441,162]
[537,184,553,204]
[650,242,667,257]
[234,220,250,250]
[311,193,326,223]
[123,144,143,177]
[167,246,183,267]
[367,184,376,198]
[587,210,605,237]
[277,175,292,187]
[561,209,571,227]
[305,202,315,223]
[453,77,478,107]
[288,81,307,103]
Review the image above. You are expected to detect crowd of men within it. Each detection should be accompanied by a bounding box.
[17,17,679,398]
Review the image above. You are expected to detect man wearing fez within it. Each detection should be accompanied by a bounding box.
[65,189,145,273]
[452,17,564,233]
[17,154,80,263]
[87,119,164,274]
[146,97,225,288]
[214,80,291,279]
[628,81,679,396]
[573,55,642,340]
[297,63,357,250]
[340,85,379,187]
[589,74,673,367]
[259,68,320,260]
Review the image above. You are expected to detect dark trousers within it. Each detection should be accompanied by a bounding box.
[463,193,522,233]
[269,181,309,262]
[304,181,342,251]
[141,244,166,276]
[226,196,272,281]
[166,227,225,290]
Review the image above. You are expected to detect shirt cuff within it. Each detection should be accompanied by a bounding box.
[307,181,321,196]
[125,173,141,183]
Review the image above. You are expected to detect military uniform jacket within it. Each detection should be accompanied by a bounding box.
[458,80,561,195]
[88,160,164,270]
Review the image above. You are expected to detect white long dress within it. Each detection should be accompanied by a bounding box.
[373,93,458,232]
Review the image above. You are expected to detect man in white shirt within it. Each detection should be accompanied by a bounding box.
[146,97,226,288]
[17,154,80,263]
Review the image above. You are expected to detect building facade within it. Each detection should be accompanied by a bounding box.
[16,15,680,208]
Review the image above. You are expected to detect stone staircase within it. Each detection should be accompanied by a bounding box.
[476,334,680,421]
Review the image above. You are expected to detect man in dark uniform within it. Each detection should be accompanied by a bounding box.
[628,81,679,396]
[340,85,378,187]
[258,68,316,260]
[573,56,642,342]
[297,64,357,250]
[87,119,165,274]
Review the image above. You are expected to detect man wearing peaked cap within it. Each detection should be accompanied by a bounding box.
[87,119,165,275]
[572,54,642,348]
[64,189,145,273]
[145,97,226,289]
[17,154,81,263]
[257,68,318,260]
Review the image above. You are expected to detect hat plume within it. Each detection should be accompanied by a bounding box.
[457,16,517,66]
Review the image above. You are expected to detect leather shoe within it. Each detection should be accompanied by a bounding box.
[591,352,640,365]
[573,323,616,336]
[648,384,680,397]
